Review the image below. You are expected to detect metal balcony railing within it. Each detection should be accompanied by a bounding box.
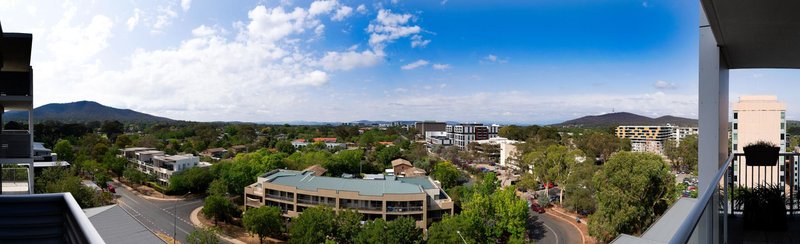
[669,154,732,244]
[0,193,105,243]
[265,194,293,202]
[387,206,423,212]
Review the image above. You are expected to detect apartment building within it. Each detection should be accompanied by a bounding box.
[615,125,698,154]
[731,95,788,188]
[244,169,454,228]
[475,137,522,169]
[120,147,204,185]
[425,131,452,146]
[446,123,500,150]
[291,139,346,150]
[414,121,446,138]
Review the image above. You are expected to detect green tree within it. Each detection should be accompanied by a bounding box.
[168,167,214,194]
[524,144,582,203]
[202,195,237,225]
[563,160,598,214]
[289,207,335,244]
[325,149,364,176]
[275,140,296,154]
[577,132,620,163]
[386,216,422,244]
[100,120,125,141]
[207,179,228,197]
[334,209,363,244]
[432,161,461,189]
[375,146,401,167]
[355,218,387,244]
[242,206,284,244]
[589,152,676,242]
[115,134,132,148]
[186,227,220,244]
[427,214,477,243]
[123,168,147,185]
[53,139,75,163]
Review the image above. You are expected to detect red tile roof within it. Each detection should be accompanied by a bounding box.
[312,138,337,142]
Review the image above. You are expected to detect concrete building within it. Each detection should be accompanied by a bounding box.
[244,169,454,228]
[476,137,522,169]
[616,125,676,154]
[731,95,788,188]
[414,121,446,139]
[446,123,500,150]
[673,127,699,145]
[425,131,452,146]
[120,148,203,186]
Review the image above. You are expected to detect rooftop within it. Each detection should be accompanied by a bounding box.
[258,170,437,196]
[84,205,162,244]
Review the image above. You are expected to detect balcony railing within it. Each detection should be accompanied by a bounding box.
[297,198,335,207]
[669,154,732,244]
[387,206,423,212]
[340,204,382,211]
[265,194,293,202]
[0,193,104,243]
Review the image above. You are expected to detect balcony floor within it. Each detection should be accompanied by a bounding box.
[728,214,800,243]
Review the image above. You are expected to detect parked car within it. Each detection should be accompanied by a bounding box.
[106,182,116,193]
[531,203,545,213]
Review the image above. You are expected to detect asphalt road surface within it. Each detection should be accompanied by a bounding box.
[113,182,204,243]
[529,208,582,244]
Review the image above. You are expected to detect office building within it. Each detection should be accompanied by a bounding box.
[731,95,788,188]
[446,123,500,150]
[475,137,522,169]
[244,169,454,228]
[120,147,205,185]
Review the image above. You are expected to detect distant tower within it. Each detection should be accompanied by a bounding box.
[731,95,787,188]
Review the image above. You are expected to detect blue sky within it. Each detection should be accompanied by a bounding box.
[1,0,793,124]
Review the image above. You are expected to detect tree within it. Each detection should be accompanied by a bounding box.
[115,134,132,148]
[432,161,461,189]
[289,207,335,244]
[242,206,284,243]
[334,210,363,244]
[169,167,214,194]
[203,195,237,225]
[427,215,476,243]
[577,132,620,163]
[524,144,582,203]
[386,217,422,244]
[355,218,387,244]
[100,120,124,141]
[589,152,676,242]
[275,140,296,154]
[563,160,598,214]
[325,149,364,176]
[187,227,220,244]
[207,179,228,196]
[375,146,402,167]
[53,139,75,163]
[123,168,147,185]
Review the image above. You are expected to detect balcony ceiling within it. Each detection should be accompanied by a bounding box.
[702,0,800,69]
[0,33,32,72]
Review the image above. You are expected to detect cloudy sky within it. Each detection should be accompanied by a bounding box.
[0,0,793,124]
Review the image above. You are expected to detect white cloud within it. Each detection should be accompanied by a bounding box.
[332,6,353,21]
[482,54,508,64]
[654,80,677,89]
[356,4,367,14]
[181,0,191,12]
[401,59,429,70]
[126,8,141,31]
[367,9,422,50]
[46,14,114,63]
[309,0,338,16]
[153,5,177,32]
[410,35,430,48]
[441,0,449,5]
[432,63,451,70]
[191,25,216,36]
[319,49,384,71]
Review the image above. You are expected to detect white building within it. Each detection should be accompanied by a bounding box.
[425,131,452,146]
[120,148,204,186]
[475,137,522,169]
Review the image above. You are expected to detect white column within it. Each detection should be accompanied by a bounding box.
[698,7,728,244]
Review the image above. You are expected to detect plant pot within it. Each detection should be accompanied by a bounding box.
[743,146,780,166]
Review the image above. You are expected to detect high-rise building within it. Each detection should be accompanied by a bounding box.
[615,125,676,154]
[731,95,788,188]
[414,121,446,138]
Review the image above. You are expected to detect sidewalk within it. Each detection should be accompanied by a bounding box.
[546,206,596,244]
[114,179,190,201]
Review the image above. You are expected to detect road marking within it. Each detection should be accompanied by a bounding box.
[120,191,140,204]
[542,222,560,244]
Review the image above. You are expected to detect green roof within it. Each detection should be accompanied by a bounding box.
[261,170,430,196]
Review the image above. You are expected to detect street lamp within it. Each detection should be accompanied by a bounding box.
[456,230,467,244]
[174,191,191,244]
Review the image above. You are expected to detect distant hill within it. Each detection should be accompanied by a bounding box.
[4,101,174,123]
[555,112,698,128]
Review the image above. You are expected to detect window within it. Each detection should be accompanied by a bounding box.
[733,112,738,119]
[782,111,786,119]
[733,144,737,150]
[733,123,737,130]
[733,133,737,141]
[782,123,785,130]
[782,134,785,140]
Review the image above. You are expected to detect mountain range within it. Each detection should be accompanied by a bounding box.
[554,112,698,128]
[4,101,173,123]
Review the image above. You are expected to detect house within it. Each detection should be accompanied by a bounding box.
[230,145,248,155]
[391,159,414,174]
[313,137,338,143]
[302,164,327,176]
[201,147,227,159]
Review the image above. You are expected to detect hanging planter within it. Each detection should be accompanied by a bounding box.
[743,141,780,166]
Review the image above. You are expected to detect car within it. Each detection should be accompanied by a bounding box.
[106,182,116,193]
[531,203,545,213]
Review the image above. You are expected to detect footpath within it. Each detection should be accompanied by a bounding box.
[113,179,190,201]
[546,206,596,244]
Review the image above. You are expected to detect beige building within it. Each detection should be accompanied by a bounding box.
[244,169,454,228]
[732,95,788,188]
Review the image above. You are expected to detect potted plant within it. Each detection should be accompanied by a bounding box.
[743,141,780,166]
[738,184,786,230]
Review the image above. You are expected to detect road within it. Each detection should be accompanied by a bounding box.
[113,182,204,243]
[529,210,581,244]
